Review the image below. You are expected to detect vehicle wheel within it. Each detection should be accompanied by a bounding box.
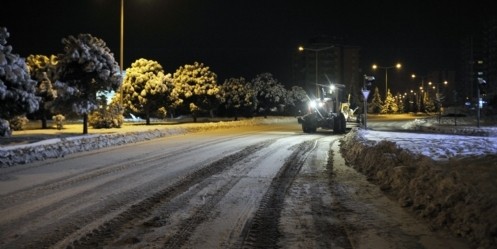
[333,113,346,134]
[302,120,316,133]
[302,123,309,133]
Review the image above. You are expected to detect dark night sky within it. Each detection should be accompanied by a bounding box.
[0,0,492,87]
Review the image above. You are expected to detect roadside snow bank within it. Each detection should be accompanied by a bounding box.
[408,116,497,136]
[0,118,285,167]
[340,128,497,249]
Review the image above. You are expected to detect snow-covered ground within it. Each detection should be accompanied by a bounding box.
[2,115,497,166]
[340,116,497,248]
[359,128,497,161]
[1,115,496,247]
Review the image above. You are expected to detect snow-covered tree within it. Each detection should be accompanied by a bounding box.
[286,85,308,115]
[26,54,58,128]
[423,91,435,112]
[368,87,382,114]
[381,89,398,114]
[172,62,220,122]
[219,77,253,120]
[120,58,174,125]
[0,27,40,137]
[54,33,122,134]
[89,94,123,128]
[248,73,287,118]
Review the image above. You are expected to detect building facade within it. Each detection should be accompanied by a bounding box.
[458,17,497,104]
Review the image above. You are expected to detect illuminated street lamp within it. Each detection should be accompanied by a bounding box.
[299,45,335,99]
[119,0,124,106]
[372,63,402,96]
[411,74,426,112]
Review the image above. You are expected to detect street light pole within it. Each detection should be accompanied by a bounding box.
[411,74,426,112]
[299,45,335,99]
[432,80,448,123]
[384,68,388,97]
[315,52,318,98]
[120,0,124,73]
[119,0,124,106]
[372,63,402,97]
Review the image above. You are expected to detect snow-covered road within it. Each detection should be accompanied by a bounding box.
[0,122,471,248]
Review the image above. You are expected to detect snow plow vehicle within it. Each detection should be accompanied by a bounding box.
[297,84,357,134]
[297,97,347,134]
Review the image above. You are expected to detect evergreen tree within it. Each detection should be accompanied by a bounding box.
[54,33,122,134]
[0,27,40,137]
[89,94,123,128]
[172,62,220,122]
[26,54,58,128]
[381,89,398,114]
[423,92,435,112]
[368,87,382,114]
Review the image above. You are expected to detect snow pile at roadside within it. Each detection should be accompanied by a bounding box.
[360,129,497,160]
[405,116,497,136]
[0,117,291,167]
[0,127,187,166]
[340,128,497,248]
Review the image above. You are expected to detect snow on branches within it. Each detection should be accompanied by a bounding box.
[0,27,40,136]
[248,73,287,116]
[54,33,122,134]
[122,58,175,124]
[55,34,122,115]
[172,62,220,121]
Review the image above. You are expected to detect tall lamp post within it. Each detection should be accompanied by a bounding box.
[372,63,402,97]
[299,45,335,99]
[411,74,426,112]
[119,0,124,106]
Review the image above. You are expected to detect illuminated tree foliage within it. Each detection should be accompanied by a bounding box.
[26,54,58,128]
[89,94,123,128]
[54,33,122,134]
[248,73,287,118]
[381,89,398,114]
[0,27,39,137]
[120,58,174,125]
[172,62,220,122]
[219,77,253,120]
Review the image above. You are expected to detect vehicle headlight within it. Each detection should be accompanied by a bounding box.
[309,100,317,109]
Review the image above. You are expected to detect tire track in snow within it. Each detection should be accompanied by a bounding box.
[0,133,254,204]
[0,134,268,249]
[240,139,318,249]
[61,140,276,249]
